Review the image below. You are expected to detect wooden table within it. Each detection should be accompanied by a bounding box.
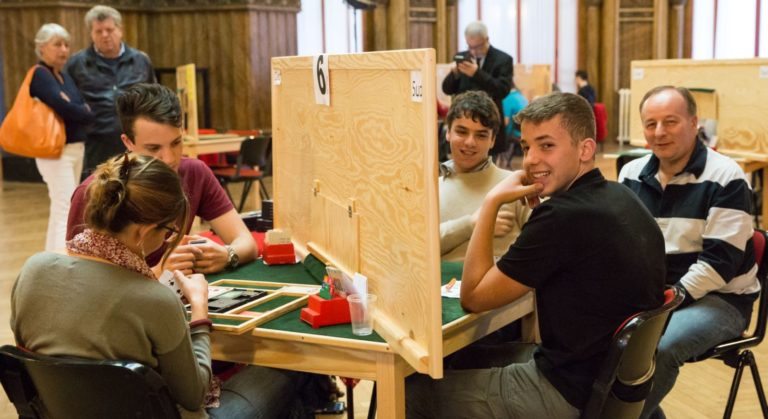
[211,292,536,418]
[183,134,247,158]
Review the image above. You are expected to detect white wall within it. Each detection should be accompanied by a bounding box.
[297,0,324,55]
[458,0,578,93]
[714,0,757,59]
[762,0,768,56]
[557,0,578,93]
[297,0,363,56]
[299,0,582,92]
[693,0,767,59]
[479,0,518,60]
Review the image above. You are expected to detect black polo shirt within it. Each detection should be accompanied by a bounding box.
[497,168,666,409]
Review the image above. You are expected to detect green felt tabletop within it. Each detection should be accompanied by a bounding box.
[209,256,470,340]
[206,254,325,285]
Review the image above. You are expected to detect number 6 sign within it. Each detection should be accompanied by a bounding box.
[313,54,330,106]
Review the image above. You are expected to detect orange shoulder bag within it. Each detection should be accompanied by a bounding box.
[0,65,65,158]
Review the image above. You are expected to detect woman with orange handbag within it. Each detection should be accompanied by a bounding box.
[29,23,92,251]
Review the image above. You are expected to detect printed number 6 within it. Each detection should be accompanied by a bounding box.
[316,56,326,95]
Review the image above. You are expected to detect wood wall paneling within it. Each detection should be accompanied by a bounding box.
[683,0,692,58]
[668,3,685,58]
[448,3,457,58]
[599,0,618,140]
[585,3,602,96]
[361,1,455,62]
[387,0,409,49]
[652,0,668,59]
[618,20,653,90]
[1,3,298,134]
[583,0,694,142]
[410,22,435,49]
[409,5,437,50]
[435,0,447,63]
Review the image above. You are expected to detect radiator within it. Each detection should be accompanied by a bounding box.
[618,88,631,145]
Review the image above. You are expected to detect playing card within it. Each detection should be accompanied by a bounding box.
[158,270,184,299]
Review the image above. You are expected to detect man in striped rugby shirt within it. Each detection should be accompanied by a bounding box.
[619,86,760,419]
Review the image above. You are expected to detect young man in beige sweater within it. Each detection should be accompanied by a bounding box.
[440,90,530,261]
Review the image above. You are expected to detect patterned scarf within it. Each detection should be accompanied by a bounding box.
[67,229,156,279]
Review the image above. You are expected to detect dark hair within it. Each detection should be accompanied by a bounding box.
[445,90,500,135]
[117,83,182,142]
[575,70,588,81]
[85,154,188,263]
[514,92,595,144]
[639,85,697,117]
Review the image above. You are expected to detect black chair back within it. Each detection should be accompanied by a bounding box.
[581,286,684,419]
[236,135,271,177]
[0,345,180,419]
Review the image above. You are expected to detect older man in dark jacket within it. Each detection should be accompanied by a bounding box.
[443,21,513,158]
[65,5,156,178]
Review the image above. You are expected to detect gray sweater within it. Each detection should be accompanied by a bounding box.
[11,252,212,416]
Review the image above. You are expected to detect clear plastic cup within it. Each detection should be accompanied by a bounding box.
[347,294,376,336]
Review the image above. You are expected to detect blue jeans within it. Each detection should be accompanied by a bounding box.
[208,365,309,419]
[640,294,748,419]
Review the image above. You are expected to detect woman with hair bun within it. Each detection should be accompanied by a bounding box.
[11,154,314,418]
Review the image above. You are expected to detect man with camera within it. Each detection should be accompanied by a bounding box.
[442,21,514,158]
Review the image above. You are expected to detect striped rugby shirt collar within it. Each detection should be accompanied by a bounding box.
[639,139,707,188]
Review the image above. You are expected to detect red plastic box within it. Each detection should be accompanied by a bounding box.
[263,242,296,265]
[300,294,351,328]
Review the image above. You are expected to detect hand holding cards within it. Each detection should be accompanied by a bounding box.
[158,270,185,299]
[159,269,209,306]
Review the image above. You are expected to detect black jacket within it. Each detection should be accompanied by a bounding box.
[65,44,155,138]
[442,45,513,155]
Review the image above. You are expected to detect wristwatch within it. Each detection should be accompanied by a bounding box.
[225,245,239,270]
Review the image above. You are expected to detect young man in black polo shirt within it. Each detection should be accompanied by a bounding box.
[406,92,666,418]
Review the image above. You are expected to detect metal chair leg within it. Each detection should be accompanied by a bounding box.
[367,382,377,419]
[220,182,236,209]
[745,351,768,418]
[258,178,269,200]
[345,382,355,419]
[238,180,253,213]
[723,352,748,419]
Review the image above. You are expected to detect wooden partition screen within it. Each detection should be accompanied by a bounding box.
[271,49,443,378]
[514,64,552,102]
[630,59,768,160]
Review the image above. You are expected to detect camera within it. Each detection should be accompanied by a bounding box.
[454,52,471,64]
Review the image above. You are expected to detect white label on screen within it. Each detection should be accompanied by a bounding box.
[313,54,330,106]
[410,71,423,102]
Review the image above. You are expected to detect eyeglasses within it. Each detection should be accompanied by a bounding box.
[159,224,181,243]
